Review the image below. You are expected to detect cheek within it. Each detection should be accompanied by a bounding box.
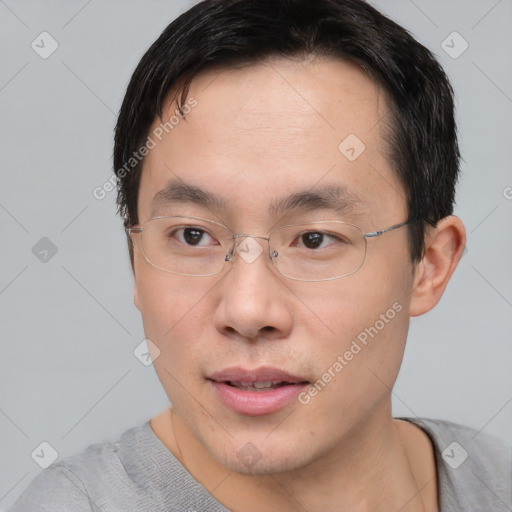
[136,270,219,410]
[135,268,214,360]
[300,273,411,405]
[302,271,408,344]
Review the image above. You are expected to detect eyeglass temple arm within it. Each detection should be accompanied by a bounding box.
[363,221,408,238]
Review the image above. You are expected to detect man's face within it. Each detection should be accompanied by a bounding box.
[133,56,416,474]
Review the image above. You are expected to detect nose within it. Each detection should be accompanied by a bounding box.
[214,236,294,342]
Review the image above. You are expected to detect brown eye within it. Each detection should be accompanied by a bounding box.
[301,232,324,249]
[183,227,204,245]
[171,226,217,247]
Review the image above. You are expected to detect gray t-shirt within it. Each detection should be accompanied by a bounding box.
[8,417,511,511]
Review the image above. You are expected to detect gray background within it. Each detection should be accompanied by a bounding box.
[1,0,511,508]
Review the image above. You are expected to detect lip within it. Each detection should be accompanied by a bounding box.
[208,366,309,416]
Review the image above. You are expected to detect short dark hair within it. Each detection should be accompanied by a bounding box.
[114,0,460,262]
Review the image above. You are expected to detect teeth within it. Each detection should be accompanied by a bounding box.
[229,380,286,390]
[253,381,274,389]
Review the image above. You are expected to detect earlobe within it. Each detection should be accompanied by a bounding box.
[409,216,466,317]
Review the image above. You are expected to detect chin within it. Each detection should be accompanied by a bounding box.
[203,429,317,476]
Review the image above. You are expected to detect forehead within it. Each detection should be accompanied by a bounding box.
[138,55,405,226]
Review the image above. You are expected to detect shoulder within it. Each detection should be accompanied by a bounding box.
[8,423,149,512]
[402,417,511,511]
[8,459,97,512]
[8,421,229,512]
[407,417,511,469]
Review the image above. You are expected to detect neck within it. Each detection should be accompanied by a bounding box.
[153,405,437,512]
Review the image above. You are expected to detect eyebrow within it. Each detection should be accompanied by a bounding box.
[151,180,227,214]
[151,179,362,217]
[268,185,362,216]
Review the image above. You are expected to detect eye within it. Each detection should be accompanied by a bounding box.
[294,231,346,250]
[173,226,218,247]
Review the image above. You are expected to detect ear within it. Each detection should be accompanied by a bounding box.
[409,216,466,317]
[134,280,141,312]
[128,234,142,312]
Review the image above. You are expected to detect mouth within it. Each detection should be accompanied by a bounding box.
[223,380,304,391]
[207,366,310,416]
